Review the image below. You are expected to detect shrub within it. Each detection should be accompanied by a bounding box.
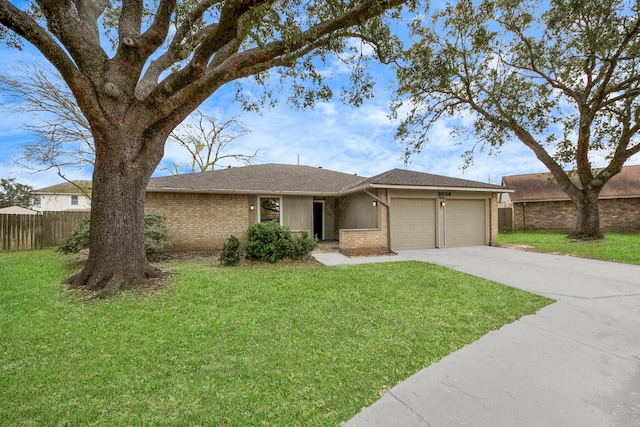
[291,230,319,260]
[246,221,294,263]
[245,222,318,263]
[57,217,91,254]
[143,214,172,254]
[58,214,171,255]
[220,235,244,266]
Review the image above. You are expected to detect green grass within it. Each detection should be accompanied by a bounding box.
[1,250,551,426]
[499,231,640,265]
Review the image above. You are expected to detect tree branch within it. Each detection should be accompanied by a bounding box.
[145,0,406,123]
[72,0,108,41]
[137,0,176,58]
[118,0,143,41]
[35,0,108,73]
[0,1,79,83]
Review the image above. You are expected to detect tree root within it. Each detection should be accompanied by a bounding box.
[67,264,164,299]
[567,232,604,241]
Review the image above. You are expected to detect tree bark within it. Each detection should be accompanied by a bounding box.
[67,126,165,298]
[570,188,603,240]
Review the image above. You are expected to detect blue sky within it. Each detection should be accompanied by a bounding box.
[1,3,637,190]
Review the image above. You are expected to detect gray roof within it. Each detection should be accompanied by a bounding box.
[147,164,365,195]
[345,168,508,193]
[147,164,507,195]
[33,180,91,194]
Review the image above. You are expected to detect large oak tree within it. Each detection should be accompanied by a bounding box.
[395,0,640,239]
[0,0,412,296]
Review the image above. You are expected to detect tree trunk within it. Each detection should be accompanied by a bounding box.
[570,188,603,240]
[67,127,165,298]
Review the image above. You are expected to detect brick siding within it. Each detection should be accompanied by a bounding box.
[490,194,499,245]
[513,198,640,231]
[145,192,249,250]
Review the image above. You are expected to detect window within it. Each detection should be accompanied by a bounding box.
[71,195,79,206]
[32,195,41,207]
[259,197,280,223]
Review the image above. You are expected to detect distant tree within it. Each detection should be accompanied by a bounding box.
[0,65,94,181]
[0,66,258,178]
[395,0,640,240]
[0,178,33,208]
[0,1,412,297]
[166,111,258,174]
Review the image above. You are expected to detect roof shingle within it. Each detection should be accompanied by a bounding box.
[33,180,91,194]
[346,168,507,192]
[502,165,640,202]
[147,164,365,195]
[147,164,507,195]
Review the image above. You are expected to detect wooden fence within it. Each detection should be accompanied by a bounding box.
[0,211,90,252]
[498,207,513,232]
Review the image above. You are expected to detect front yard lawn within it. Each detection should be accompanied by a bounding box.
[499,231,640,265]
[1,250,551,426]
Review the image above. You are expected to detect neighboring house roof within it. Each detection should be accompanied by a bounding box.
[502,165,640,202]
[33,180,92,195]
[345,168,509,194]
[0,205,41,215]
[147,163,509,195]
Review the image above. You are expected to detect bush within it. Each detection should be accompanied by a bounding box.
[220,235,244,266]
[58,214,171,255]
[246,221,293,263]
[143,214,172,254]
[57,217,91,254]
[291,230,319,260]
[245,222,318,263]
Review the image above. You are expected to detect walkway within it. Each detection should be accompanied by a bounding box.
[314,246,640,426]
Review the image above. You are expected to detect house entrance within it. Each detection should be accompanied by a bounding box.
[313,201,324,240]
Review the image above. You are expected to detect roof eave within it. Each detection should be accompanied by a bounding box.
[33,191,86,195]
[365,183,514,193]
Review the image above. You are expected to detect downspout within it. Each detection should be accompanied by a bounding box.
[364,189,393,254]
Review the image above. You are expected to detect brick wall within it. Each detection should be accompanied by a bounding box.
[339,190,389,256]
[601,198,640,230]
[513,198,640,231]
[145,192,249,250]
[489,194,499,245]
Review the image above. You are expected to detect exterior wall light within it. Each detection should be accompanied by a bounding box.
[372,200,378,207]
[440,201,446,207]
[250,204,255,211]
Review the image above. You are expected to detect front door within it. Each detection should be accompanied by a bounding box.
[313,201,324,240]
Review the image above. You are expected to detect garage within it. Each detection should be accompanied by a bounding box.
[390,198,436,250]
[337,168,507,254]
[444,199,487,247]
[389,196,489,250]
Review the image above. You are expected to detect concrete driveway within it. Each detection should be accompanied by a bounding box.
[315,246,640,426]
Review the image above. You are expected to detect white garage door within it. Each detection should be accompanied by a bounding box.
[390,198,436,250]
[445,199,487,247]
